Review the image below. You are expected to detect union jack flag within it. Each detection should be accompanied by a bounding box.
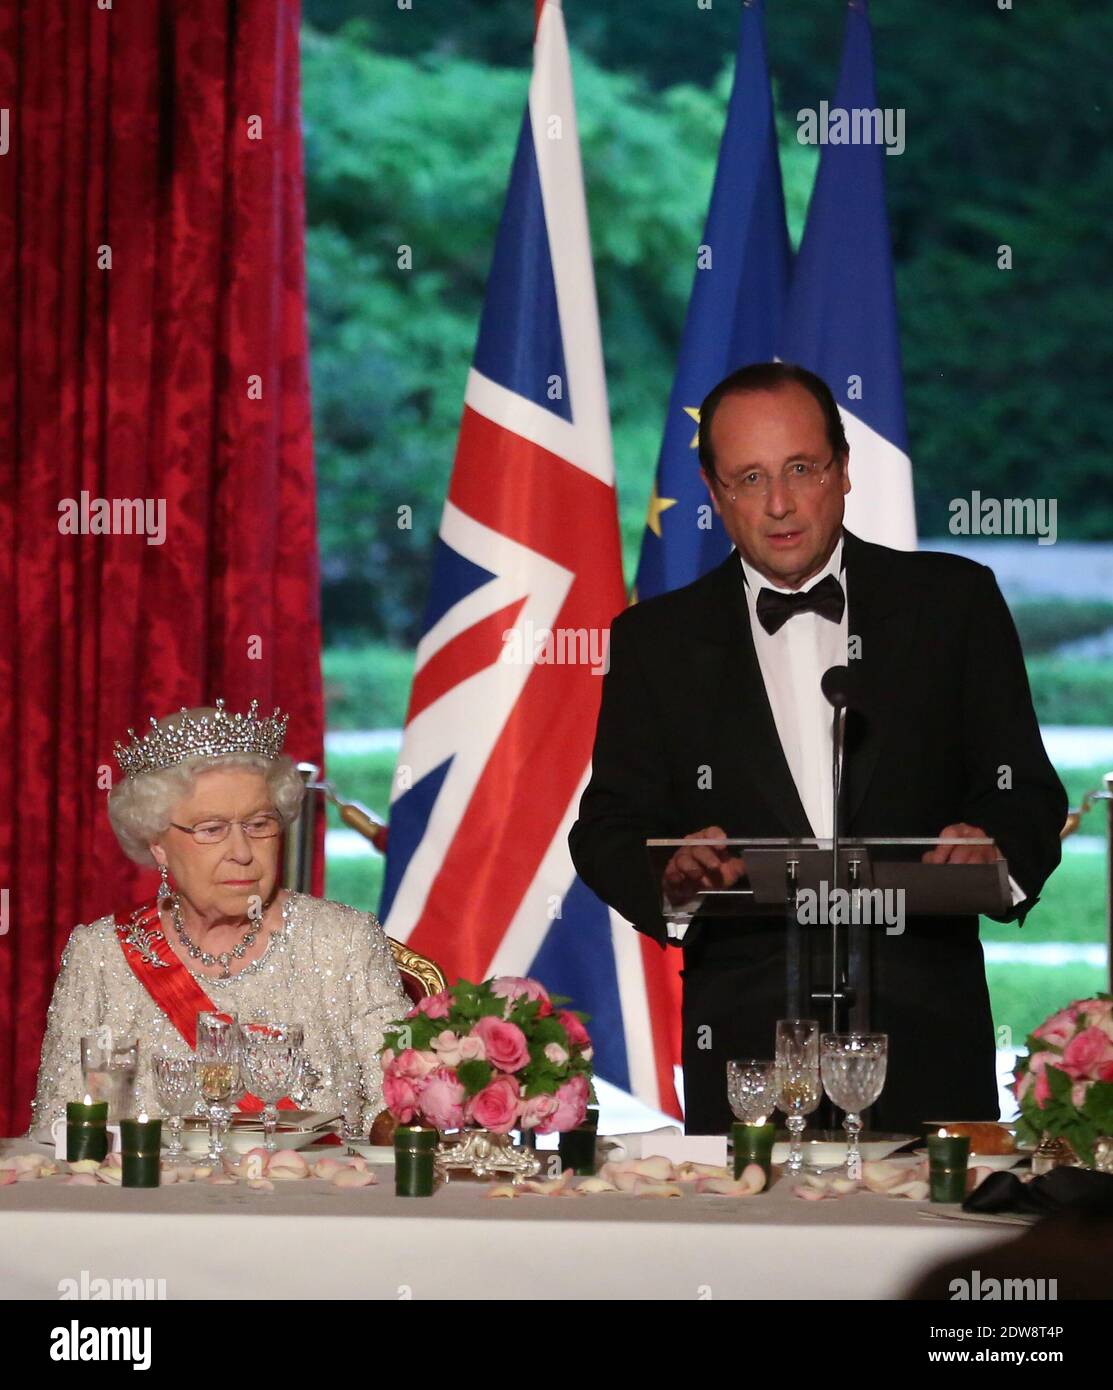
[380,1,681,1117]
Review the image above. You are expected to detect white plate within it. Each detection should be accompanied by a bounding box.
[344,1139,397,1165]
[913,1148,1026,1172]
[770,1135,915,1167]
[179,1112,339,1155]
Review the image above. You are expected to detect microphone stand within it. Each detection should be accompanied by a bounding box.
[819,666,852,1037]
[829,698,844,1037]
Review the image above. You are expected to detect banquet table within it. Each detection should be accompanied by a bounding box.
[0,1138,1020,1300]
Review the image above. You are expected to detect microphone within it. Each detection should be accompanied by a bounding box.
[821,663,853,711]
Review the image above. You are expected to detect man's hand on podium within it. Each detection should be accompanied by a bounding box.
[921,822,1002,866]
[662,826,747,907]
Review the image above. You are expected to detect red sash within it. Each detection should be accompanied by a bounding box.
[115,901,297,1114]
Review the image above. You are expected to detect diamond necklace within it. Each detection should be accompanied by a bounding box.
[168,892,272,979]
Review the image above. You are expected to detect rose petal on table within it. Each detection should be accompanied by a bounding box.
[96,1165,122,1185]
[967,1165,995,1192]
[206,1174,238,1185]
[67,1160,101,1175]
[65,1173,99,1186]
[191,1165,213,1180]
[794,1180,838,1200]
[13,1153,55,1176]
[16,1170,42,1182]
[102,1151,123,1169]
[267,1149,310,1178]
[861,1160,911,1192]
[888,1179,930,1201]
[311,1156,347,1180]
[794,1174,855,1200]
[632,1180,683,1198]
[513,1177,570,1196]
[0,1170,17,1186]
[698,1163,767,1197]
[485,1184,519,1199]
[575,1176,617,1194]
[158,1166,178,1184]
[628,1156,676,1182]
[331,1167,377,1189]
[246,1178,275,1193]
[676,1161,730,1183]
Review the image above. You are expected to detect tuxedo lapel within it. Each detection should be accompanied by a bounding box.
[691,553,813,838]
[841,529,921,827]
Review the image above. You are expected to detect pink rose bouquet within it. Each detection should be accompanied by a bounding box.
[1012,994,1113,1165]
[379,977,594,1134]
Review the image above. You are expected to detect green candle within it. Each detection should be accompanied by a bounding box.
[927,1131,970,1203]
[394,1125,437,1197]
[120,1115,161,1188]
[558,1121,598,1176]
[66,1098,108,1163]
[732,1122,776,1182]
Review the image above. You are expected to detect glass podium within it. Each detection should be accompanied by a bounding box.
[645,836,1011,1034]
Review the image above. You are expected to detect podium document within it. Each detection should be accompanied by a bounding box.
[646,837,1012,1033]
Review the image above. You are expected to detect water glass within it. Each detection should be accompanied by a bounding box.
[726,1059,778,1125]
[151,1051,201,1160]
[240,1021,304,1152]
[820,1033,888,1178]
[80,1032,139,1122]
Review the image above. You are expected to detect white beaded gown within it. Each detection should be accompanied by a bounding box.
[29,892,411,1141]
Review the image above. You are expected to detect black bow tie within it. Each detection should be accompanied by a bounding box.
[755,573,845,635]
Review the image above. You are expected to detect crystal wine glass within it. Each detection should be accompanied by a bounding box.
[193,1012,241,1165]
[240,1021,304,1152]
[774,1018,821,1175]
[151,1050,202,1162]
[81,1032,139,1122]
[726,1059,779,1125]
[820,1033,888,1179]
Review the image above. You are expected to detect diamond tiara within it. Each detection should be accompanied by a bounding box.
[113,699,288,779]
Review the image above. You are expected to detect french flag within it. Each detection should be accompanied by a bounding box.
[779,0,917,547]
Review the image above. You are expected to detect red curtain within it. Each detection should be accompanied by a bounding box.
[0,0,324,1135]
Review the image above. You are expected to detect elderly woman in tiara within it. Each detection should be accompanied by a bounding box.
[30,700,411,1140]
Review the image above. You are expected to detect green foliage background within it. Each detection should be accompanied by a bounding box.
[302,0,1113,646]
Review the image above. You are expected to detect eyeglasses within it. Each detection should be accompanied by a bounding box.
[714,456,837,501]
[167,813,283,845]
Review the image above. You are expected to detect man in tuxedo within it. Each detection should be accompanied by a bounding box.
[569,362,1066,1135]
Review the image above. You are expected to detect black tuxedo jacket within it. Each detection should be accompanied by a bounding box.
[569,530,1067,1134]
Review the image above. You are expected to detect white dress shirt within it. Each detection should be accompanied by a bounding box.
[739,536,847,840]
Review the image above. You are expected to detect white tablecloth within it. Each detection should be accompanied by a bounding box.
[0,1138,1015,1300]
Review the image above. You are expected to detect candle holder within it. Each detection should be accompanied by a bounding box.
[927,1131,970,1203]
[732,1122,776,1182]
[120,1116,162,1188]
[558,1120,598,1176]
[66,1099,109,1163]
[395,1125,438,1196]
